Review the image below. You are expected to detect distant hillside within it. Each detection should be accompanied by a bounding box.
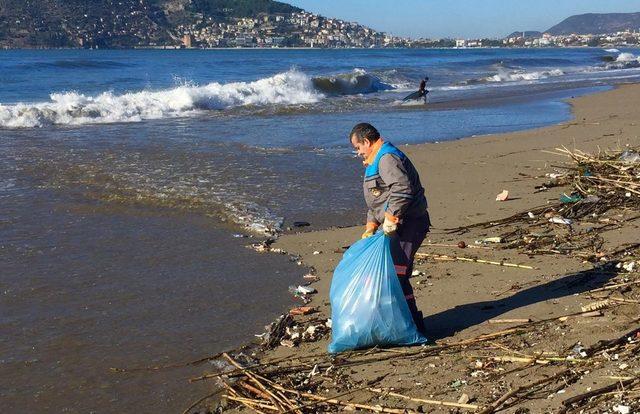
[187,0,301,19]
[505,31,542,39]
[0,0,303,48]
[546,12,640,35]
[158,0,302,26]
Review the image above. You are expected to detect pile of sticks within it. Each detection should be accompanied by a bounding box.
[556,146,640,202]
[528,145,640,227]
[557,325,640,413]
[446,146,640,261]
[461,324,640,413]
[182,318,639,413]
[217,353,479,413]
[184,316,633,411]
[185,327,531,413]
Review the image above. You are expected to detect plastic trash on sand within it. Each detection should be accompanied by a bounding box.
[613,405,630,414]
[560,193,583,204]
[549,216,573,225]
[495,190,509,201]
[619,150,640,164]
[482,236,503,244]
[289,285,316,295]
[328,232,427,353]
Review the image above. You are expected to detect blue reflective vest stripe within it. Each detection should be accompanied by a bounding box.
[364,142,406,179]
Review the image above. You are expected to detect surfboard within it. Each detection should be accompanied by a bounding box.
[402,90,426,102]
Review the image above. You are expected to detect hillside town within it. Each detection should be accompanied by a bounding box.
[176,11,404,48]
[458,30,640,48]
[176,11,640,49]
[3,0,640,49]
[0,0,172,49]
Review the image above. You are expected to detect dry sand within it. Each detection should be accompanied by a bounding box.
[206,85,640,413]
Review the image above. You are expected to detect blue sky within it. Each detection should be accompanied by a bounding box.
[287,0,640,39]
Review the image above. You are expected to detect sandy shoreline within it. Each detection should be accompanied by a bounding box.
[194,84,640,413]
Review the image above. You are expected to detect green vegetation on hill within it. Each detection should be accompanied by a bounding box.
[0,0,173,48]
[188,0,301,19]
[0,0,302,48]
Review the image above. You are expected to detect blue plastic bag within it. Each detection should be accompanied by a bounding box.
[328,232,427,353]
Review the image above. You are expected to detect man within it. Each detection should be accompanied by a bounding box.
[350,122,430,335]
[418,76,429,104]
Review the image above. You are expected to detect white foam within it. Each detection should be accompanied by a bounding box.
[486,68,565,83]
[433,85,477,91]
[605,48,620,53]
[616,52,640,63]
[352,67,367,77]
[603,52,640,70]
[0,70,323,128]
[225,201,284,236]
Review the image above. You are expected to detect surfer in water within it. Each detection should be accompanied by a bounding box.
[418,76,429,103]
[401,76,429,104]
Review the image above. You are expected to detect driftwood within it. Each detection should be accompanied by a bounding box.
[277,387,369,414]
[415,252,538,269]
[283,390,419,414]
[584,326,640,357]
[588,279,640,293]
[478,369,572,414]
[422,242,492,250]
[442,146,640,264]
[488,318,532,324]
[560,376,639,411]
[368,388,479,410]
[182,311,640,414]
[222,353,293,412]
[444,203,561,234]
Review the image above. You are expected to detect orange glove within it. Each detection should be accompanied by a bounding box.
[382,213,399,235]
[361,222,379,239]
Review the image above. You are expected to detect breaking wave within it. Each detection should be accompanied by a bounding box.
[312,69,397,95]
[605,52,640,69]
[485,67,565,82]
[0,70,323,128]
[457,51,640,87]
[616,52,639,63]
[456,64,567,86]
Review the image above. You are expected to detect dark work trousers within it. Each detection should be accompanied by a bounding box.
[389,213,430,335]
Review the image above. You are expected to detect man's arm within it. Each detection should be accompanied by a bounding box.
[366,209,380,230]
[379,154,414,221]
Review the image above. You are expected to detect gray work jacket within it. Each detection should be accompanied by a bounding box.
[363,151,429,225]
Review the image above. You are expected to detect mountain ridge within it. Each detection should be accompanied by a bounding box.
[546,12,640,35]
[0,0,304,48]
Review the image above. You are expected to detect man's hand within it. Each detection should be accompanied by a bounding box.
[361,229,375,239]
[362,222,378,239]
[382,215,398,235]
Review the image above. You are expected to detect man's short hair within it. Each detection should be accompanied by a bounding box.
[350,123,380,143]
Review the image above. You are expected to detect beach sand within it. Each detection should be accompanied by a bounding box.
[204,84,640,413]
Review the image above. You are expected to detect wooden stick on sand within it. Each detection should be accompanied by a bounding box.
[368,388,479,410]
[479,369,571,414]
[415,252,538,269]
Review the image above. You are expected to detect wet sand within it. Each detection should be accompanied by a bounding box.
[222,84,640,412]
